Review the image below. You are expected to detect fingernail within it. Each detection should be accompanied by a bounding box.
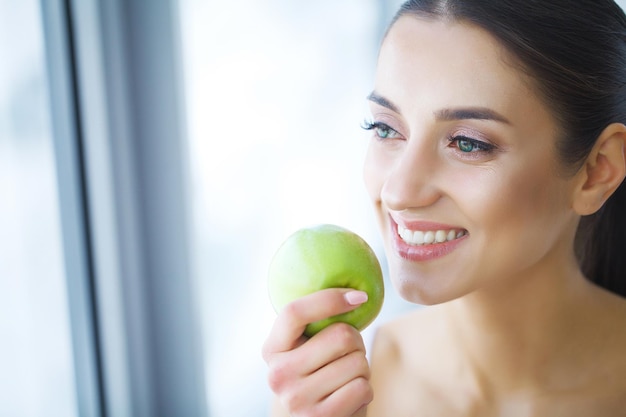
[345,290,368,306]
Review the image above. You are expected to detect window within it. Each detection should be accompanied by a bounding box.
[0,1,78,415]
[179,1,410,415]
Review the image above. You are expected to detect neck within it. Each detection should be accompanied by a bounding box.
[443,253,593,398]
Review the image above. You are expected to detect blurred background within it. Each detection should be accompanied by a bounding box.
[179,0,411,415]
[1,0,408,416]
[4,0,623,416]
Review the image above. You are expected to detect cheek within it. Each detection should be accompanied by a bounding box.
[459,159,571,261]
[458,158,563,218]
[448,167,499,212]
[499,165,566,223]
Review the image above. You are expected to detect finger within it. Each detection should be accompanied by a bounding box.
[279,350,370,414]
[316,376,373,417]
[265,322,366,396]
[266,322,367,395]
[308,349,371,400]
[297,322,366,376]
[262,288,368,360]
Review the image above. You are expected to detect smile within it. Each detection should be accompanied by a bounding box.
[397,224,468,246]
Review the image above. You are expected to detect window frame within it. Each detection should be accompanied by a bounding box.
[41,0,207,416]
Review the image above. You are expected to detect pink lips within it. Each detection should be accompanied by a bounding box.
[390,216,468,262]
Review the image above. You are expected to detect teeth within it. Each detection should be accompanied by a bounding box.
[397,224,467,246]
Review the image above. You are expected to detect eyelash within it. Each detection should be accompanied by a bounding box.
[361,120,400,140]
[362,119,497,156]
[447,134,496,155]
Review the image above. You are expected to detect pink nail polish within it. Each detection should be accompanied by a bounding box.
[345,290,368,305]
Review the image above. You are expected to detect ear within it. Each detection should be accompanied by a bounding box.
[572,123,626,215]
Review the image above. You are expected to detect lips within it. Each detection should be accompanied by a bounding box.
[390,216,468,261]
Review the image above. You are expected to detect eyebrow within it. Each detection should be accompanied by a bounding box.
[366,91,400,113]
[366,91,511,125]
[435,107,511,125]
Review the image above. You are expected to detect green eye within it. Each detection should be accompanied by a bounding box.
[362,120,400,140]
[449,135,495,154]
[376,126,395,139]
[457,138,476,153]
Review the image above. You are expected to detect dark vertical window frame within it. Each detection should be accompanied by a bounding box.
[41,0,106,417]
[44,0,207,415]
[65,0,150,415]
[40,0,105,416]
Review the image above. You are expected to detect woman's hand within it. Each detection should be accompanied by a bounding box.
[262,288,373,417]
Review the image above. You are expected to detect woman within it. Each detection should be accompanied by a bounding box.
[262,0,626,415]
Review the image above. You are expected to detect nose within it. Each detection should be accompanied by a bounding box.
[380,137,442,212]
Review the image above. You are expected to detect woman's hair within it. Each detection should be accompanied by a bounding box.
[391,0,626,297]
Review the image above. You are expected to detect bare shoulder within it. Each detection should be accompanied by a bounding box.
[371,306,447,364]
[367,307,452,417]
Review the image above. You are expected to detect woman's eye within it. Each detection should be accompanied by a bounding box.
[362,120,401,140]
[448,135,495,154]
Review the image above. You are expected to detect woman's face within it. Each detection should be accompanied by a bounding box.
[364,17,580,305]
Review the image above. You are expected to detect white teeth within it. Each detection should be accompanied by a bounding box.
[397,224,467,246]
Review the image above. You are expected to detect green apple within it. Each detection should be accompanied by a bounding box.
[268,224,384,337]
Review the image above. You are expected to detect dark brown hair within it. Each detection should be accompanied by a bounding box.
[392,0,626,296]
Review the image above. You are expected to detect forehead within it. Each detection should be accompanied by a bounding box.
[376,16,543,119]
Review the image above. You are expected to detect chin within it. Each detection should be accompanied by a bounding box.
[389,265,470,306]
